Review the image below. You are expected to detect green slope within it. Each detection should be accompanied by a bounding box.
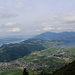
[0,39,46,62]
[52,60,75,75]
[0,47,75,75]
[0,68,23,75]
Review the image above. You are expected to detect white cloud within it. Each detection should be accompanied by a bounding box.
[0,13,18,18]
[41,19,61,27]
[57,27,63,30]
[43,27,54,31]
[8,27,21,32]
[64,15,75,21]
[40,11,75,33]
[42,22,49,26]
[5,22,17,26]
[36,29,40,32]
[15,2,23,8]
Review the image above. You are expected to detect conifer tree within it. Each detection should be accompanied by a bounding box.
[23,68,29,75]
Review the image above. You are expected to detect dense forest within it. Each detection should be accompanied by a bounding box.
[0,39,46,62]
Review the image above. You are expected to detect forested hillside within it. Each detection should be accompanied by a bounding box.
[0,39,46,62]
[52,60,75,75]
[0,39,61,62]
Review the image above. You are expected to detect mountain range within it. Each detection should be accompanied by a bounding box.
[0,31,75,75]
[0,31,75,62]
[34,32,75,42]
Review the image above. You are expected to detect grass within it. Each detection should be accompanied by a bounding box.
[0,68,23,75]
[0,47,75,75]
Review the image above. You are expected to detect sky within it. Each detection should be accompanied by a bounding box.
[0,0,75,36]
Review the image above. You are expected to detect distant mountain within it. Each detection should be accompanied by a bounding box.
[34,32,75,42]
[0,35,35,46]
[0,38,23,45]
[0,31,75,62]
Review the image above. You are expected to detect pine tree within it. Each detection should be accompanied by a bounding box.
[23,68,29,75]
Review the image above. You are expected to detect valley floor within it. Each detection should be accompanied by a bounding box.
[0,47,75,75]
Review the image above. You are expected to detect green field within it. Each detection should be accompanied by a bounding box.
[0,46,75,75]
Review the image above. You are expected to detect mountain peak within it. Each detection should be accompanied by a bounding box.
[34,31,75,41]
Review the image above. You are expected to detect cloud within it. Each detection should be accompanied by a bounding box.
[0,13,18,18]
[42,21,60,27]
[40,11,75,33]
[8,27,21,32]
[42,22,52,26]
[15,2,23,8]
[64,15,75,21]
[0,22,21,33]
[0,22,20,28]
[5,22,17,26]
[0,6,4,9]
[43,27,54,31]
[36,29,40,32]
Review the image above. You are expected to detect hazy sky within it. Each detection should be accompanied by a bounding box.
[0,0,75,36]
